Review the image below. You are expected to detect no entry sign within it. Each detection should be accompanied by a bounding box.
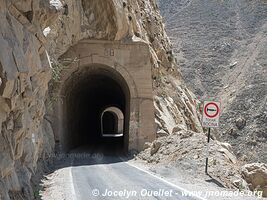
[202,101,220,127]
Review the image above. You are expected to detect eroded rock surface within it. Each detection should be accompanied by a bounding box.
[0,0,61,199]
[242,163,267,197]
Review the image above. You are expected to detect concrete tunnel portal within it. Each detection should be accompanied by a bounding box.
[55,40,156,154]
[61,65,130,153]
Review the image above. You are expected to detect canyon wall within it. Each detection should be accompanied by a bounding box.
[158,0,267,163]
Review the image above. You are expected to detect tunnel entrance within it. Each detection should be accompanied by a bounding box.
[55,40,156,152]
[62,65,130,154]
[101,106,124,137]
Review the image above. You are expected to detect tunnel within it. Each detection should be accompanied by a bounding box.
[101,106,124,137]
[61,65,130,153]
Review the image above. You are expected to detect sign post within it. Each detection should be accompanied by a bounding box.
[202,101,220,174]
[205,128,211,174]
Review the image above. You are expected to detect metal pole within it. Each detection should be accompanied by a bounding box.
[205,128,211,174]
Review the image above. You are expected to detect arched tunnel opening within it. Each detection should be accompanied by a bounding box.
[101,107,124,137]
[61,65,130,154]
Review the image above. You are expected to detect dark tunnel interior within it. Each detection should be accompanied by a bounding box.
[102,112,118,134]
[63,67,130,154]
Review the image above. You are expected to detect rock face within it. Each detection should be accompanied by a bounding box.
[0,0,60,199]
[0,0,202,199]
[157,0,267,163]
[242,163,267,197]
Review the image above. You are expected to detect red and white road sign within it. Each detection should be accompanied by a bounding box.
[202,101,221,127]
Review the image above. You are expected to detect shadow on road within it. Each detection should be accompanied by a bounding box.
[44,137,134,171]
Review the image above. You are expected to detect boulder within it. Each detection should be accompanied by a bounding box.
[241,163,267,197]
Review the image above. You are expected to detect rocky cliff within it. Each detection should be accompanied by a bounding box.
[0,0,59,199]
[0,0,202,199]
[157,0,267,163]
